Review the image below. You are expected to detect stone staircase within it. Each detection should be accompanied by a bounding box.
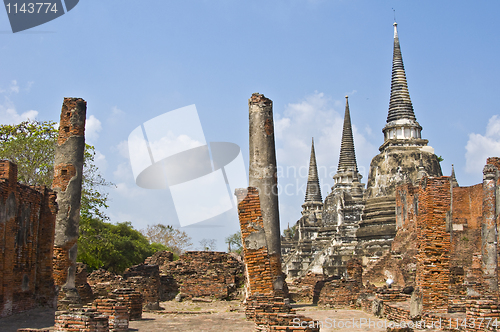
[355,196,396,258]
[362,230,413,285]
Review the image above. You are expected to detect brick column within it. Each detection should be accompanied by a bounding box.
[482,164,498,294]
[413,177,451,314]
[236,187,275,296]
[52,98,86,309]
[248,93,283,293]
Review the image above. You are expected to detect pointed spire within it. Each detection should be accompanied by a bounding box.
[304,138,322,203]
[338,96,359,173]
[451,164,459,187]
[387,22,417,123]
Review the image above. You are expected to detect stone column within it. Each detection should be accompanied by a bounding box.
[482,164,498,294]
[52,98,86,309]
[248,93,283,292]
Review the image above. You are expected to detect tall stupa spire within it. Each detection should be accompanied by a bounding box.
[338,96,359,173]
[380,21,427,152]
[304,138,322,203]
[333,96,363,194]
[301,138,323,218]
[387,22,416,122]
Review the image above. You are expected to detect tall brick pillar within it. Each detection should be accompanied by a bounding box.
[52,98,86,309]
[412,177,451,315]
[482,164,498,294]
[248,93,283,293]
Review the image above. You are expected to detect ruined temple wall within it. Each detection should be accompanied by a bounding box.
[452,184,483,230]
[449,184,482,312]
[0,160,57,317]
[414,176,451,313]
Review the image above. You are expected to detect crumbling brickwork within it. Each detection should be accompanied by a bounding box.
[54,308,108,332]
[92,298,129,332]
[87,269,124,298]
[76,263,94,304]
[236,187,276,296]
[288,273,326,303]
[122,264,160,310]
[413,176,452,313]
[318,279,361,307]
[144,250,174,266]
[0,160,57,317]
[158,251,244,300]
[237,187,319,331]
[109,288,142,321]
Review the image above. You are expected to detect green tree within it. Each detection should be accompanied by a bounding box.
[141,223,192,256]
[81,144,114,220]
[0,119,113,219]
[225,231,242,254]
[0,120,57,186]
[0,119,164,273]
[78,218,166,273]
[283,224,297,239]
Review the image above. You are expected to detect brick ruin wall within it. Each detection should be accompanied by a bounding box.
[449,183,483,312]
[414,176,452,313]
[160,251,245,300]
[83,250,245,309]
[354,162,500,329]
[236,187,319,332]
[0,160,57,317]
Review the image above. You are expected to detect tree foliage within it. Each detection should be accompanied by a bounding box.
[141,223,192,255]
[225,231,242,254]
[78,218,166,273]
[0,119,165,273]
[0,120,58,186]
[81,145,114,220]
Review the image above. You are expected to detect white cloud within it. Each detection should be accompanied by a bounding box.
[114,181,146,199]
[465,115,500,174]
[108,106,124,124]
[116,140,130,159]
[113,162,134,181]
[0,98,38,124]
[26,81,34,92]
[85,115,102,142]
[93,150,108,173]
[111,106,123,115]
[9,80,19,94]
[275,91,374,177]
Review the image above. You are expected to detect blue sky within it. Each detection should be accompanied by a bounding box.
[1,1,499,251]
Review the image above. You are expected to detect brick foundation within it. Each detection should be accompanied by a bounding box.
[110,288,142,321]
[54,308,109,332]
[92,298,129,332]
[317,279,361,307]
